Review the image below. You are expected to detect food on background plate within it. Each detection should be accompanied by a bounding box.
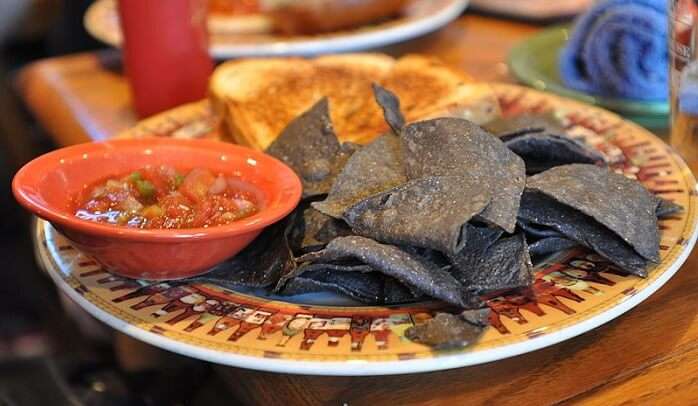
[209,0,260,15]
[261,0,409,35]
[207,0,273,35]
[76,166,260,229]
[192,84,679,349]
[209,54,500,150]
[207,0,410,35]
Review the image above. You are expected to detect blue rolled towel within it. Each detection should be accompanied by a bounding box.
[559,0,668,101]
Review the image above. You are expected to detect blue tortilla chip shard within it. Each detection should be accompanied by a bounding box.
[266,98,354,198]
[402,118,525,232]
[518,191,650,276]
[372,83,405,135]
[405,309,489,349]
[290,207,330,252]
[504,133,606,175]
[527,164,660,263]
[344,176,491,255]
[277,263,421,304]
[383,276,424,304]
[484,113,567,141]
[449,228,533,294]
[401,245,451,269]
[290,207,352,253]
[529,236,580,257]
[297,236,480,308]
[191,217,295,289]
[517,218,567,239]
[279,266,382,303]
[314,215,352,244]
[273,258,370,292]
[656,197,683,218]
[312,133,406,218]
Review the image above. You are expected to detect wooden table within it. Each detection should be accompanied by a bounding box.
[17,14,698,406]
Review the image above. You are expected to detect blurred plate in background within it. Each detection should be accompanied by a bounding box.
[470,0,592,21]
[84,0,469,58]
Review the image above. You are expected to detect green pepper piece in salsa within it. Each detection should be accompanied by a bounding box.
[135,179,156,198]
[174,174,185,188]
[127,171,142,182]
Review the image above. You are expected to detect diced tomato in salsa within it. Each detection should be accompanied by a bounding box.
[75,166,260,229]
[178,168,216,204]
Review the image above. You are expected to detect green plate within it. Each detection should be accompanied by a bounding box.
[508,26,669,129]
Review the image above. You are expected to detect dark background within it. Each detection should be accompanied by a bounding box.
[0,1,234,404]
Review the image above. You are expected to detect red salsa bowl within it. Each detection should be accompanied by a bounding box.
[12,138,302,280]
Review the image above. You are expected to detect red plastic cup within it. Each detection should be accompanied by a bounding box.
[117,0,214,118]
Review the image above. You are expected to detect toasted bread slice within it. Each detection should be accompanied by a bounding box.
[209,53,500,150]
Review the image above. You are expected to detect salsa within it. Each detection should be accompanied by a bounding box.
[76,166,260,229]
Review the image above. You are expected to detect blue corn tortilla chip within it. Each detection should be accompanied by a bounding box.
[504,133,606,175]
[290,207,352,253]
[312,133,406,218]
[449,228,533,294]
[401,245,451,269]
[278,263,421,305]
[191,217,295,289]
[383,276,424,304]
[344,176,491,255]
[314,215,353,245]
[405,309,489,349]
[484,113,567,141]
[339,141,362,155]
[527,164,660,262]
[529,237,580,257]
[518,191,650,276]
[291,207,331,252]
[297,236,480,308]
[266,98,354,198]
[459,223,504,250]
[402,118,525,232]
[517,218,567,239]
[372,83,405,135]
[274,261,369,292]
[656,197,683,218]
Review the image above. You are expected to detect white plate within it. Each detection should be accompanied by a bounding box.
[84,0,469,58]
[470,0,591,20]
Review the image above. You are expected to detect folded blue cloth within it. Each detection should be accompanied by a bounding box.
[559,0,668,101]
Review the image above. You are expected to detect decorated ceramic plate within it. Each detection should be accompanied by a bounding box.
[35,83,698,376]
[84,0,468,58]
[508,26,669,129]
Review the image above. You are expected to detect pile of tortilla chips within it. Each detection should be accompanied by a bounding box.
[193,86,679,348]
